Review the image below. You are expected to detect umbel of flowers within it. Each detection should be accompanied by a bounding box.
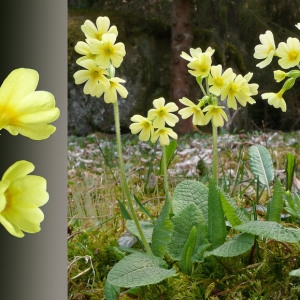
[254,23,300,112]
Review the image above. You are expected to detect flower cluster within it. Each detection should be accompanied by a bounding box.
[254,24,300,112]
[129,97,179,146]
[0,68,60,237]
[73,16,128,103]
[179,47,258,127]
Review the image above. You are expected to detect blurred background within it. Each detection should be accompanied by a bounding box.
[68,0,300,136]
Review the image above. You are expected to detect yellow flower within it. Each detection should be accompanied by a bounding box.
[75,40,97,63]
[221,73,256,110]
[276,37,300,69]
[261,90,286,112]
[151,127,178,146]
[0,68,60,140]
[186,53,212,78]
[148,97,179,128]
[89,33,126,68]
[296,23,300,30]
[208,65,234,96]
[178,97,205,125]
[181,47,215,61]
[0,160,49,238]
[103,77,128,104]
[254,30,276,68]
[74,59,110,96]
[203,105,228,127]
[129,115,153,142]
[81,16,118,40]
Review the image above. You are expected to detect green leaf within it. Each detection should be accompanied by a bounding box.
[168,203,207,261]
[107,253,176,288]
[285,191,300,218]
[151,198,173,258]
[204,233,254,258]
[126,220,154,243]
[285,153,296,191]
[248,145,274,193]
[160,140,177,175]
[133,194,154,221]
[289,268,300,277]
[235,221,300,243]
[180,226,197,275]
[219,189,248,227]
[173,180,209,224]
[117,199,131,220]
[104,281,120,300]
[208,178,227,249]
[267,178,283,223]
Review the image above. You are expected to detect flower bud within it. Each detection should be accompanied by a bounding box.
[282,77,296,92]
[274,70,287,82]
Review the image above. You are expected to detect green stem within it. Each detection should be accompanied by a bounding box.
[212,124,218,184]
[162,146,172,215]
[113,101,152,254]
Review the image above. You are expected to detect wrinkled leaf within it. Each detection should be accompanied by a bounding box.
[107,253,176,288]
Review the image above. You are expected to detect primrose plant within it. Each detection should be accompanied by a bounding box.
[74,17,300,298]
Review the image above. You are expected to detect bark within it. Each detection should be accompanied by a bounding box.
[171,0,195,134]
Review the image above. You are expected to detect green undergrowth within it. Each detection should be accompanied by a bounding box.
[68,130,300,299]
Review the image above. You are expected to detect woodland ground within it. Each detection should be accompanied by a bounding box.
[68,130,300,299]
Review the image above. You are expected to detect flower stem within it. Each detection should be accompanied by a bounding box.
[212,124,218,183]
[113,101,152,254]
[162,145,172,215]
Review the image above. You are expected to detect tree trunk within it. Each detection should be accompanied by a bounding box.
[171,0,195,134]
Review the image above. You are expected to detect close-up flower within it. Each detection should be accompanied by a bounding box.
[186,53,212,78]
[220,73,256,110]
[181,47,215,62]
[254,30,276,68]
[74,40,97,63]
[81,16,118,40]
[147,97,179,128]
[0,160,49,238]
[151,127,178,146]
[276,37,300,69]
[178,97,205,125]
[208,65,235,96]
[129,115,153,142]
[74,59,110,96]
[203,105,228,127]
[89,33,126,68]
[103,77,128,104]
[0,68,60,140]
[261,90,286,112]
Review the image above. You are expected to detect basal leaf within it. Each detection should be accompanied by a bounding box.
[173,180,209,224]
[107,253,176,288]
[180,226,197,275]
[235,221,300,243]
[104,281,120,300]
[204,233,254,258]
[267,178,283,223]
[151,198,173,258]
[126,220,153,243]
[248,145,274,193]
[168,203,207,261]
[208,178,226,249]
[285,153,296,192]
[219,189,248,226]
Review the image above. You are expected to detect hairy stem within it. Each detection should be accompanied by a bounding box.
[113,101,152,254]
[212,124,218,183]
[162,145,172,215]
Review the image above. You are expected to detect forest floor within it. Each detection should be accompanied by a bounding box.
[68,130,300,299]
